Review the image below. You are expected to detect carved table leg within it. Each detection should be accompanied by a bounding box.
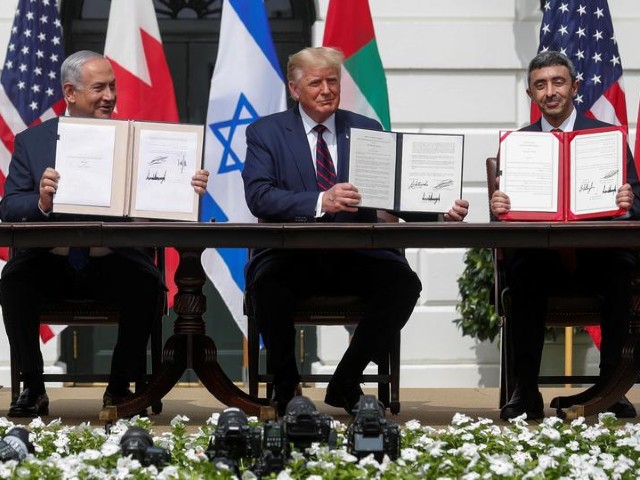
[551,293,640,419]
[100,246,272,420]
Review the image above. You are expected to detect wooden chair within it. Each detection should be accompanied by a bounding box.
[245,213,403,414]
[486,157,604,407]
[9,248,166,414]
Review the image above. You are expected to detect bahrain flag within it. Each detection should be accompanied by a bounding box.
[104,0,180,307]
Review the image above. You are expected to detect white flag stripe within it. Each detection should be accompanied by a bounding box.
[590,93,622,126]
[202,0,286,337]
[339,66,382,127]
[104,0,159,85]
[0,84,27,134]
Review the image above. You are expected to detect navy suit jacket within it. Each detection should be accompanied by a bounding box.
[519,115,640,219]
[242,106,406,273]
[0,117,158,277]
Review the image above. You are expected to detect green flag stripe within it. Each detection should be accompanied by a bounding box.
[344,39,391,130]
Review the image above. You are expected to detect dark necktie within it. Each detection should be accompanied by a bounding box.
[313,124,337,191]
[68,247,90,271]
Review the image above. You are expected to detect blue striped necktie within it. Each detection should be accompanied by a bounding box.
[314,124,337,191]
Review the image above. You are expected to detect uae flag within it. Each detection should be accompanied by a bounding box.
[322,0,390,130]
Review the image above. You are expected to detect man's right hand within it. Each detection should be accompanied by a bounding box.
[490,190,511,216]
[38,167,60,213]
[322,182,361,213]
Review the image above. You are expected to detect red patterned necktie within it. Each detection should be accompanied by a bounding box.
[314,124,337,191]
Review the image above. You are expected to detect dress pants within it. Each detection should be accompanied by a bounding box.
[506,248,636,383]
[0,252,162,393]
[246,249,422,389]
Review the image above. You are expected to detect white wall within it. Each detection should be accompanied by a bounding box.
[0,0,637,387]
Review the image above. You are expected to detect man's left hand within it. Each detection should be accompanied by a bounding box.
[191,169,210,196]
[443,198,469,222]
[616,183,634,211]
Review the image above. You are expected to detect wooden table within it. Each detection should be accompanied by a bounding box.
[5,220,640,419]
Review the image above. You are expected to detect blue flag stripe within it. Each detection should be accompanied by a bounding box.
[229,0,284,82]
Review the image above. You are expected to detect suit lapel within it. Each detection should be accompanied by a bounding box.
[285,107,317,191]
[335,110,350,182]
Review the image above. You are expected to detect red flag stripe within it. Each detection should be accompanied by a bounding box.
[323,0,375,59]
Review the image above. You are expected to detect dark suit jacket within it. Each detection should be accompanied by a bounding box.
[242,106,406,272]
[519,115,640,218]
[0,117,159,278]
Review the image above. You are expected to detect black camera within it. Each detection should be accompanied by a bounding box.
[250,421,286,478]
[120,426,170,467]
[207,407,262,473]
[0,427,33,462]
[282,396,337,454]
[347,395,400,461]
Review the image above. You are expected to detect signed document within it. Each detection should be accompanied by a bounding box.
[348,127,464,214]
[498,126,625,221]
[54,117,204,221]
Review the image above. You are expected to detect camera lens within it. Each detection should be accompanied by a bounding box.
[218,408,248,431]
[120,426,154,461]
[284,396,317,416]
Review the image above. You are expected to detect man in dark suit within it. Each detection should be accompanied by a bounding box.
[491,51,640,420]
[0,50,209,417]
[242,47,469,416]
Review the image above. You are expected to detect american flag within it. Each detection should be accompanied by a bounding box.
[0,0,66,342]
[535,0,627,129]
[0,0,66,200]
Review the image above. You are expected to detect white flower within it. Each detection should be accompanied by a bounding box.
[451,412,473,426]
[511,451,532,466]
[566,440,580,451]
[540,427,561,441]
[401,447,420,462]
[358,453,382,469]
[537,454,558,470]
[404,419,421,430]
[158,465,180,479]
[487,454,515,476]
[276,469,294,480]
[206,412,220,425]
[170,414,189,426]
[100,441,121,457]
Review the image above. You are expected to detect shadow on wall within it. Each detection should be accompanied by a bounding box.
[472,339,500,388]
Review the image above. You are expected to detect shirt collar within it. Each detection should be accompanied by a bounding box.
[541,107,577,132]
[299,106,336,136]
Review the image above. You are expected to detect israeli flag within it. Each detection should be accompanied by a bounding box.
[200,0,286,336]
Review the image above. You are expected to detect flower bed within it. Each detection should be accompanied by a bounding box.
[2,412,640,479]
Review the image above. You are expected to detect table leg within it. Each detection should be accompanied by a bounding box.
[550,300,640,419]
[99,246,272,421]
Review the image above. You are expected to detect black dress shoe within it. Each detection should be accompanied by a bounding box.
[324,379,363,415]
[103,388,147,417]
[9,389,49,418]
[500,384,544,421]
[607,395,637,418]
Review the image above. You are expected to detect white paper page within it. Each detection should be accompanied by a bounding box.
[398,134,463,213]
[134,129,198,213]
[348,128,397,210]
[54,122,116,206]
[500,131,559,212]
[570,130,622,215]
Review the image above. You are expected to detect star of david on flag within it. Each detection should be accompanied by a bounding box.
[200,0,286,336]
[209,93,260,175]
